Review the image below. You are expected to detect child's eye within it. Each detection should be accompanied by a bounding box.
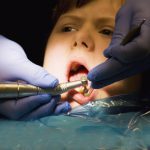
[99,29,113,36]
[62,26,77,32]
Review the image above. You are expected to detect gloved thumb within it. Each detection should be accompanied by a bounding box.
[17,60,59,88]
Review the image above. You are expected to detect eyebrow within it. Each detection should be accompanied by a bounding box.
[59,14,114,26]
[59,15,84,22]
[95,17,115,26]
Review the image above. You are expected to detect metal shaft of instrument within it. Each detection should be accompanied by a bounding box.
[0,77,88,99]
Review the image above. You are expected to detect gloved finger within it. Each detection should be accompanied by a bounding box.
[88,58,150,89]
[0,94,53,120]
[109,23,150,63]
[88,59,124,82]
[20,96,60,120]
[54,101,71,115]
[104,3,132,58]
[0,35,27,58]
[0,36,28,80]
[0,61,59,88]
[16,60,59,88]
[0,35,58,88]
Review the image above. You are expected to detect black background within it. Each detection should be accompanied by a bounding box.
[1,0,55,66]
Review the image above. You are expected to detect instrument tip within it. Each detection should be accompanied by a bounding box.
[81,76,88,86]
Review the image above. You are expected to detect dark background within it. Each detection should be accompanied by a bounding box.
[1,0,55,66]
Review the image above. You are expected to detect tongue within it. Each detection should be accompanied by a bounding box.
[69,72,87,82]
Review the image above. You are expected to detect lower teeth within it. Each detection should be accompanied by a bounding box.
[75,87,85,94]
[75,86,93,97]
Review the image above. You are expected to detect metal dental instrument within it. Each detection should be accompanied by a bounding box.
[0,76,88,99]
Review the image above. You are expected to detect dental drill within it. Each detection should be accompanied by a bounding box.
[0,77,88,99]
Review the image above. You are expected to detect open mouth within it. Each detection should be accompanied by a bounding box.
[67,61,95,104]
[68,62,88,82]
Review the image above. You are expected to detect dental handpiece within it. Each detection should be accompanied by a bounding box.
[0,77,88,99]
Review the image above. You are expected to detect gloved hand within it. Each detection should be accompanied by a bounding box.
[88,0,150,88]
[0,35,71,120]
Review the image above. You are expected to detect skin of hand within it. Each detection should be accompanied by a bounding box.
[88,0,150,89]
[43,0,142,108]
[0,35,71,120]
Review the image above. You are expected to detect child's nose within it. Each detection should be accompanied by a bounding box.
[72,31,95,51]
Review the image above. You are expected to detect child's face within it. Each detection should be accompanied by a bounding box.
[44,0,141,108]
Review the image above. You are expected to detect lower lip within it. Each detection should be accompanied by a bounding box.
[68,89,96,105]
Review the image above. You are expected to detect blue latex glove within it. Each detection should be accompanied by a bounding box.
[88,0,150,89]
[0,35,71,120]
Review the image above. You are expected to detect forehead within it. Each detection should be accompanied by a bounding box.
[60,0,122,20]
